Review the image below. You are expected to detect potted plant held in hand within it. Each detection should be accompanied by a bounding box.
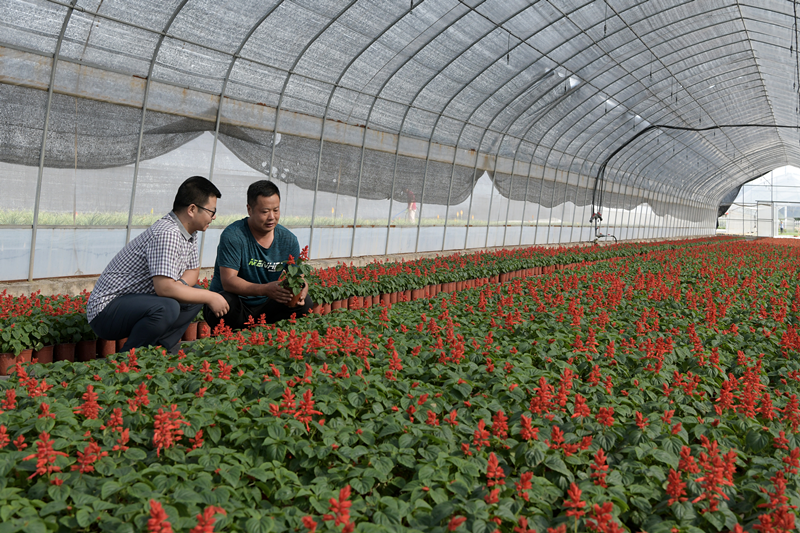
[280,245,312,308]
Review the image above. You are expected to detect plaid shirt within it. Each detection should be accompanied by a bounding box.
[86,212,199,322]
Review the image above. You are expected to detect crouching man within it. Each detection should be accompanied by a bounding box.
[86,176,230,353]
[205,180,313,331]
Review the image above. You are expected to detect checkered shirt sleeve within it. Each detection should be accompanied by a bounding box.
[86,215,198,322]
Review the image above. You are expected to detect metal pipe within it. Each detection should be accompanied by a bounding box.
[29,0,78,281]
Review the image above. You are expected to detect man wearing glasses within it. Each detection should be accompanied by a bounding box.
[86,176,230,353]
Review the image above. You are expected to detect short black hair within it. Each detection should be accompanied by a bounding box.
[247,180,281,206]
[173,176,222,212]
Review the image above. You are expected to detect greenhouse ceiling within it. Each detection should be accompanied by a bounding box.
[1,0,799,213]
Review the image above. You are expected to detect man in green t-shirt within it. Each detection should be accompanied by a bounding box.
[205,180,312,331]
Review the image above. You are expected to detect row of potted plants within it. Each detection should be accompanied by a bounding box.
[304,237,734,306]
[0,237,733,369]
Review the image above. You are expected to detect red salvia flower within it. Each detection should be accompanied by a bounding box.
[564,482,586,519]
[635,411,649,430]
[586,501,623,533]
[217,360,232,380]
[783,447,800,475]
[189,506,226,533]
[152,405,189,457]
[0,425,9,449]
[327,485,353,528]
[71,441,108,474]
[572,394,591,419]
[14,434,27,450]
[301,516,317,533]
[294,389,322,431]
[444,410,458,426]
[666,468,687,505]
[679,446,700,474]
[447,516,467,531]
[148,500,173,533]
[514,516,536,533]
[189,429,204,451]
[484,488,500,504]
[774,430,790,450]
[519,415,538,441]
[515,471,533,501]
[280,387,297,416]
[74,385,102,419]
[491,410,508,439]
[23,432,68,479]
[38,402,55,419]
[486,452,506,487]
[591,448,609,487]
[473,420,490,451]
[425,410,440,427]
[1,388,17,410]
[595,407,614,427]
[112,428,130,452]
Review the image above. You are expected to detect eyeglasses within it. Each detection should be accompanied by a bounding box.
[195,205,217,217]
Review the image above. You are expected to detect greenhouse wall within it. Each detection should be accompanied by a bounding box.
[0,45,717,282]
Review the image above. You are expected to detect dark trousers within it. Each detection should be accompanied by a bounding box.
[89,294,202,353]
[203,291,314,332]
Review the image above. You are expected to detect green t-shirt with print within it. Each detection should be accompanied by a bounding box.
[210,218,300,306]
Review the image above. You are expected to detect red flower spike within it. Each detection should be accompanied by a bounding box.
[301,516,318,533]
[0,425,9,449]
[447,516,467,531]
[666,469,688,505]
[564,482,586,519]
[591,448,609,487]
[486,452,506,487]
[22,432,68,479]
[484,488,500,504]
[71,441,108,474]
[327,485,353,528]
[514,516,536,533]
[74,385,102,419]
[491,410,509,439]
[189,506,226,533]
[473,420,490,451]
[294,390,322,432]
[152,405,189,457]
[148,500,173,533]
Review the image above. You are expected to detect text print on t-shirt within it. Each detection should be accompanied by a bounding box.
[248,259,282,272]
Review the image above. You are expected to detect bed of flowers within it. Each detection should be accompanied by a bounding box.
[0,238,728,369]
[1,238,800,533]
[305,238,733,305]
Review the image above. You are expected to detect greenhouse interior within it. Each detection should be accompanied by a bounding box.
[4,0,786,283]
[5,1,800,532]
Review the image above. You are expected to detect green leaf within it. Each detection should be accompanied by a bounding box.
[123,448,147,461]
[544,455,573,481]
[101,481,123,500]
[431,501,455,525]
[372,457,394,478]
[245,515,275,533]
[39,501,68,517]
[76,508,94,528]
[651,449,679,469]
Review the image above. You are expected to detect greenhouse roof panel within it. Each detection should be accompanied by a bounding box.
[3,0,800,207]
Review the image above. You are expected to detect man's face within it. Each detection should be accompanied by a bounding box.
[247,194,280,235]
[192,195,217,233]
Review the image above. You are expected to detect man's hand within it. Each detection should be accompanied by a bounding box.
[294,281,309,307]
[264,281,294,304]
[207,292,230,318]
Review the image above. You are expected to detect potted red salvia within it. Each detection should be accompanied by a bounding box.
[279,245,312,308]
